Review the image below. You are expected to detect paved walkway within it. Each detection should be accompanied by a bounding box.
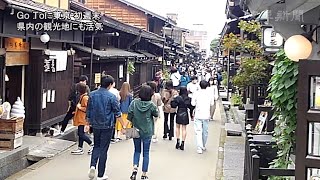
[9,103,223,180]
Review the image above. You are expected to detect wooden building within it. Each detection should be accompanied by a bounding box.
[0,0,86,134]
[83,0,175,33]
[71,1,165,90]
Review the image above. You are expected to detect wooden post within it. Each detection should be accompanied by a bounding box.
[251,154,260,180]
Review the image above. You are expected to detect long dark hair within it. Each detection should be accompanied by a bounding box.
[179,86,188,97]
[165,80,174,90]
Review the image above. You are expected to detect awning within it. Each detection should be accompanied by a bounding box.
[176,50,186,56]
[137,51,157,59]
[149,41,170,50]
[71,44,145,59]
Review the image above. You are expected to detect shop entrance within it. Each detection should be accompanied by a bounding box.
[5,66,23,105]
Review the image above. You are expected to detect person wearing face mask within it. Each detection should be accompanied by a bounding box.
[207,77,219,121]
[187,76,200,121]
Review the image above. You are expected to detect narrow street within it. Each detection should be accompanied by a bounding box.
[10,104,222,180]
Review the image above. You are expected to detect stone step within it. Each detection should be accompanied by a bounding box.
[225,123,242,136]
[0,146,29,179]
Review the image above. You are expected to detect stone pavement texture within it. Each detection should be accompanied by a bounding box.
[8,103,223,180]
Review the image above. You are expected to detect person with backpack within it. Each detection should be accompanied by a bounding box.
[170,87,191,150]
[179,71,190,87]
[71,83,94,155]
[161,80,178,141]
[60,75,90,135]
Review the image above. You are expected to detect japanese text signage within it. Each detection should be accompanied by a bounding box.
[5,38,29,52]
[15,11,103,32]
[44,58,56,73]
[263,27,284,47]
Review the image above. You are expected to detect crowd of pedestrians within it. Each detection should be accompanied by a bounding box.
[55,60,221,180]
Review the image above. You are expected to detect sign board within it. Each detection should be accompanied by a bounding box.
[119,64,124,79]
[5,38,29,52]
[262,27,284,51]
[44,58,56,73]
[6,52,29,66]
[94,73,101,84]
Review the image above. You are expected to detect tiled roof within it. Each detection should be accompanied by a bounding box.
[70,0,164,42]
[116,0,176,26]
[71,44,145,59]
[4,0,62,12]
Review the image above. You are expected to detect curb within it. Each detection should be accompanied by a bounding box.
[215,100,228,180]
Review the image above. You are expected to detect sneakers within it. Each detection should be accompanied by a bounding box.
[97,175,109,180]
[71,148,84,155]
[141,175,149,180]
[88,144,94,155]
[197,148,203,154]
[88,166,96,179]
[202,147,207,151]
[152,138,158,143]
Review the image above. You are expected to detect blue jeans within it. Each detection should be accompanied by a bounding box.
[90,128,113,177]
[133,137,152,172]
[194,119,209,150]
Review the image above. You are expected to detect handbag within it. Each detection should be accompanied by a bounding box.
[125,127,140,139]
[125,101,140,139]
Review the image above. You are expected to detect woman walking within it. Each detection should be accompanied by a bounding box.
[71,83,94,155]
[161,80,178,140]
[147,81,163,143]
[127,85,159,180]
[171,87,191,150]
[207,77,219,120]
[116,82,133,142]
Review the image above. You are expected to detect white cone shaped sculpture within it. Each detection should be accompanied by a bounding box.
[10,97,25,119]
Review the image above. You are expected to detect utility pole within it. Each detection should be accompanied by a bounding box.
[227,48,230,101]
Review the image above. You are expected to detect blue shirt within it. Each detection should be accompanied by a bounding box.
[87,88,121,129]
[120,94,133,113]
[180,75,190,87]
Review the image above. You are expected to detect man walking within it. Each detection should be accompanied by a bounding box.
[191,80,214,154]
[87,75,125,180]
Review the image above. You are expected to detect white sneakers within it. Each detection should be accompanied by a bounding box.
[88,166,96,179]
[71,148,84,155]
[197,149,203,154]
[88,166,108,180]
[97,176,109,180]
[152,138,158,143]
[197,147,207,154]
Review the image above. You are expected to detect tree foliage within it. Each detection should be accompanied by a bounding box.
[232,57,268,88]
[210,37,220,53]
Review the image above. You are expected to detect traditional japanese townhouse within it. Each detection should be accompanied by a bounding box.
[0,0,91,135]
[81,0,178,69]
[70,0,165,90]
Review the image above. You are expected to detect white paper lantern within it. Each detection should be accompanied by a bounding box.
[40,33,50,43]
[284,35,312,62]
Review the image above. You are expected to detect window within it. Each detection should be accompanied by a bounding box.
[308,168,320,180]
[309,122,320,157]
[310,76,320,110]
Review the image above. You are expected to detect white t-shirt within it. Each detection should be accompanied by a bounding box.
[109,88,120,102]
[170,72,181,87]
[187,82,200,98]
[191,89,215,120]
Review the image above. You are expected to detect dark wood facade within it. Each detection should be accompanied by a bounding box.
[0,5,84,134]
[84,0,166,35]
[296,60,320,180]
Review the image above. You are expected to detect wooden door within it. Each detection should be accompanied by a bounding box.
[296,60,320,179]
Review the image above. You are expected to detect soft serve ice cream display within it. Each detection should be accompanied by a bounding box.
[10,97,25,119]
